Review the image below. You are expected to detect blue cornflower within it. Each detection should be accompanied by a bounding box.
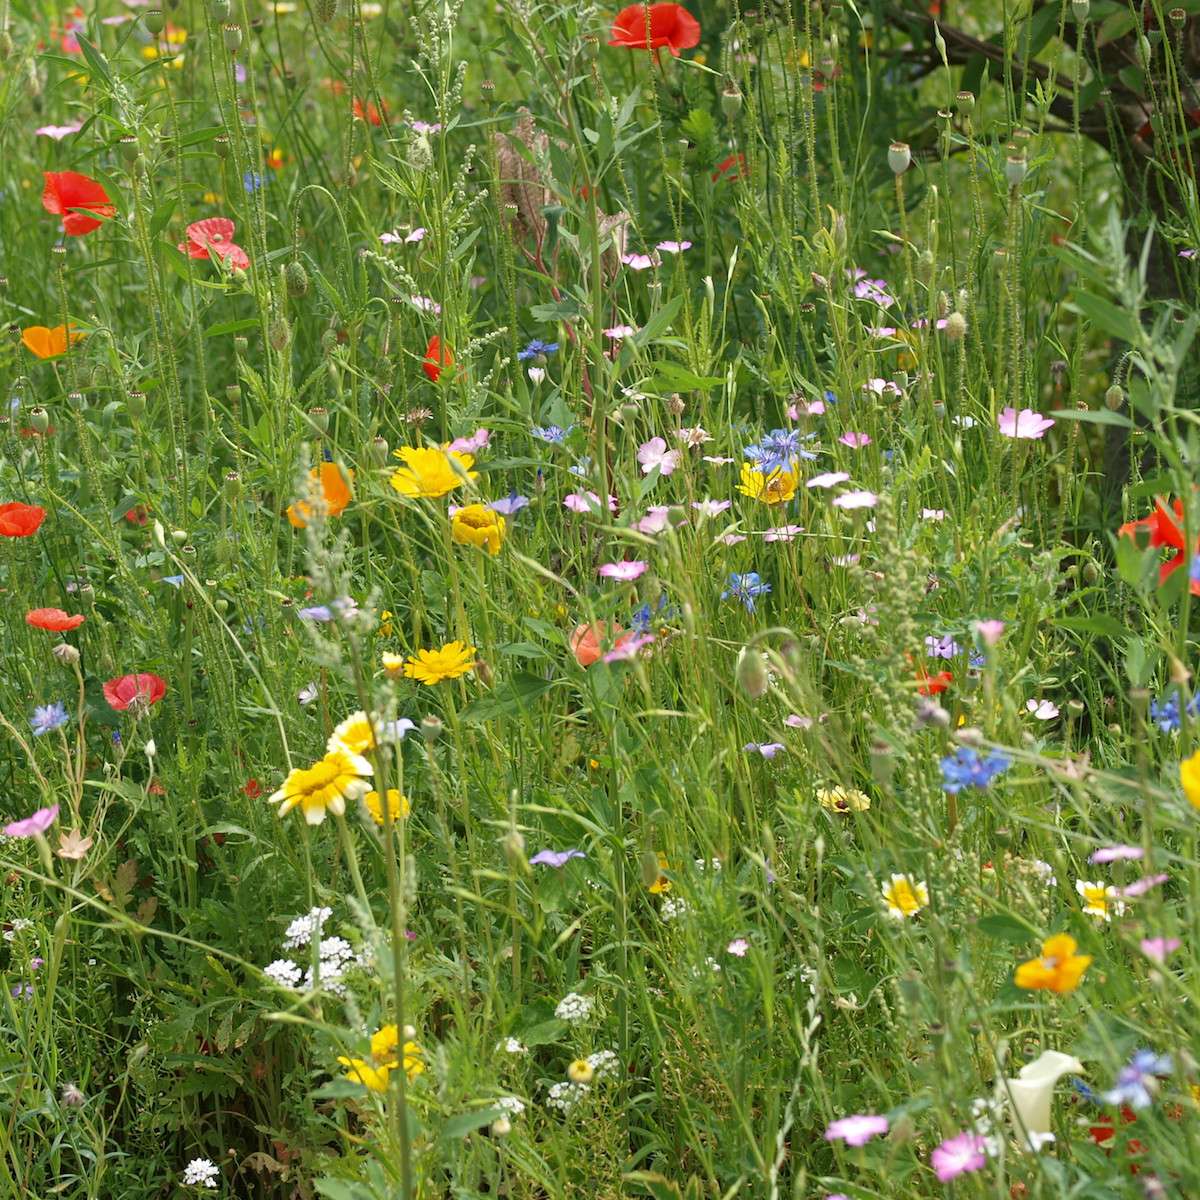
[631,593,676,633]
[1072,1077,1099,1104]
[243,171,267,193]
[517,339,559,361]
[743,429,818,473]
[1102,1051,1172,1110]
[30,702,69,737]
[570,457,591,478]
[298,605,333,622]
[722,572,771,613]
[1190,554,1200,585]
[939,747,1011,794]
[532,424,571,444]
[489,491,530,517]
[160,574,185,588]
[925,634,961,659]
[1149,690,1199,732]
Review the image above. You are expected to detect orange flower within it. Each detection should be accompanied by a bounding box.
[0,502,47,537]
[21,325,84,359]
[26,607,85,631]
[352,97,388,126]
[608,4,701,56]
[569,621,636,668]
[423,334,453,383]
[1119,498,1200,594]
[1015,933,1092,994]
[42,170,116,236]
[287,462,354,528]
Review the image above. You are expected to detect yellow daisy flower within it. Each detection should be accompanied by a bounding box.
[817,786,871,813]
[451,503,506,555]
[327,710,379,757]
[881,873,928,919]
[402,641,476,685]
[364,788,410,825]
[737,462,798,505]
[337,1056,391,1093]
[269,749,372,824]
[390,447,477,499]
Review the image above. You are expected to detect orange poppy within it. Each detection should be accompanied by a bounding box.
[0,502,47,537]
[286,461,354,528]
[21,325,85,360]
[570,621,636,668]
[423,334,453,383]
[26,607,86,631]
[608,4,701,56]
[1119,498,1200,594]
[42,171,116,236]
[352,97,388,126]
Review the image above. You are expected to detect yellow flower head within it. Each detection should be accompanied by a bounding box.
[381,652,405,678]
[287,462,353,528]
[21,324,85,360]
[364,788,410,825]
[390,447,477,499]
[269,749,372,824]
[647,852,672,894]
[1076,879,1125,922]
[402,641,476,685]
[567,1058,594,1083]
[1014,933,1091,994]
[370,1025,425,1080]
[881,873,928,919]
[327,710,379,757]
[451,503,506,555]
[338,1056,391,1093]
[817,786,871,813]
[1180,749,1200,809]
[737,462,798,505]
[378,610,394,637]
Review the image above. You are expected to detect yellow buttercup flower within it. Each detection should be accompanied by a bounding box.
[370,1024,425,1080]
[268,749,372,824]
[390,447,477,499]
[378,610,394,637]
[1014,933,1091,994]
[817,786,871,813]
[881,873,928,919]
[648,852,672,894]
[364,788,410,825]
[338,1057,391,1093]
[737,462,798,505]
[402,641,476,685]
[1180,749,1200,809]
[451,504,506,555]
[327,710,379,757]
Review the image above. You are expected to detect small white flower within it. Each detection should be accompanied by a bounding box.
[282,907,331,950]
[182,1157,220,1188]
[497,1095,526,1115]
[554,992,594,1022]
[659,897,690,922]
[499,1036,527,1054]
[1025,699,1059,721]
[546,1080,589,1112]
[298,682,319,706]
[263,959,302,989]
[527,366,546,384]
[586,1050,620,1079]
[726,938,749,957]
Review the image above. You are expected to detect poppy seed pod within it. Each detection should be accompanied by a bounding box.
[369,436,389,467]
[144,8,165,34]
[1170,8,1185,30]
[119,135,139,164]
[29,406,50,434]
[67,391,86,411]
[1071,0,1089,19]
[315,0,338,20]
[306,406,329,435]
[955,90,975,115]
[222,22,242,52]
[887,141,911,175]
[1005,154,1027,187]
[209,0,231,17]
[420,714,443,744]
[720,83,743,120]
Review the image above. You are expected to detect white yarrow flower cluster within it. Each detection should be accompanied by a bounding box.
[554,992,593,1022]
[660,896,689,922]
[182,1157,220,1188]
[283,906,332,950]
[263,959,302,989]
[497,1095,526,1115]
[586,1049,619,1080]
[546,1080,589,1113]
[263,911,366,995]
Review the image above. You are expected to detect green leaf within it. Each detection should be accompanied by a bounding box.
[459,672,556,723]
[646,361,723,393]
[1048,407,1132,429]
[441,1107,504,1140]
[1067,290,1140,344]
[976,913,1037,944]
[519,1018,567,1046]
[1056,614,1128,640]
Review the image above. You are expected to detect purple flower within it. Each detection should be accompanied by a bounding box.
[489,492,530,517]
[530,849,585,868]
[298,605,333,622]
[744,742,785,759]
[599,560,648,582]
[930,1132,988,1182]
[925,634,960,659]
[998,407,1055,439]
[1090,845,1144,864]
[1121,873,1169,898]
[3,804,59,838]
[824,1113,889,1147]
[1140,936,1182,963]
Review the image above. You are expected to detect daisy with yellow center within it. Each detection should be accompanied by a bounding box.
[1075,879,1125,922]
[736,462,799,505]
[268,748,372,825]
[364,788,410,825]
[1014,933,1091,994]
[881,873,929,919]
[817,786,871,813]
[451,503,506,555]
[402,641,476,685]
[390,446,477,499]
[327,710,380,757]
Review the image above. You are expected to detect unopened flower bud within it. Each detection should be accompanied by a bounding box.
[1105,384,1124,410]
[60,1083,86,1107]
[490,1116,511,1136]
[501,829,526,867]
[369,436,389,467]
[944,311,967,341]
[53,643,81,666]
[735,647,769,699]
[421,715,443,744]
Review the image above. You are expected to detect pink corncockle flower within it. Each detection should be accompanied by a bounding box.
[621,253,659,271]
[703,455,735,465]
[824,1114,889,1147]
[602,633,655,663]
[564,492,617,514]
[692,499,732,518]
[447,428,489,454]
[599,560,648,582]
[1090,845,1144,864]
[405,227,427,243]
[379,230,404,244]
[832,490,878,510]
[1141,936,1182,962]
[604,324,637,340]
[922,508,945,520]
[410,120,443,134]
[637,437,682,476]
[931,1132,988,1182]
[677,427,712,446]
[726,938,749,957]
[744,742,786,759]
[785,713,815,729]
[714,533,747,546]
[656,240,692,253]
[764,525,804,542]
[36,123,83,139]
[1121,873,1169,898]
[838,431,871,448]
[998,407,1055,439]
[4,804,60,838]
[788,397,826,418]
[976,619,1005,646]
[808,472,850,489]
[864,378,901,397]
[409,294,441,314]
[636,506,675,535]
[1025,699,1059,720]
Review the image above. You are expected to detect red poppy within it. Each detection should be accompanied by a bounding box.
[609,3,700,56]
[423,334,453,383]
[712,152,746,182]
[124,505,150,526]
[0,502,47,538]
[352,97,388,126]
[26,607,85,632]
[103,673,168,712]
[242,778,262,798]
[1119,497,1200,594]
[569,621,636,668]
[42,171,116,236]
[916,667,953,696]
[179,217,250,271]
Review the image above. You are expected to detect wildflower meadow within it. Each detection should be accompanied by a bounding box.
[4,0,1200,1196]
